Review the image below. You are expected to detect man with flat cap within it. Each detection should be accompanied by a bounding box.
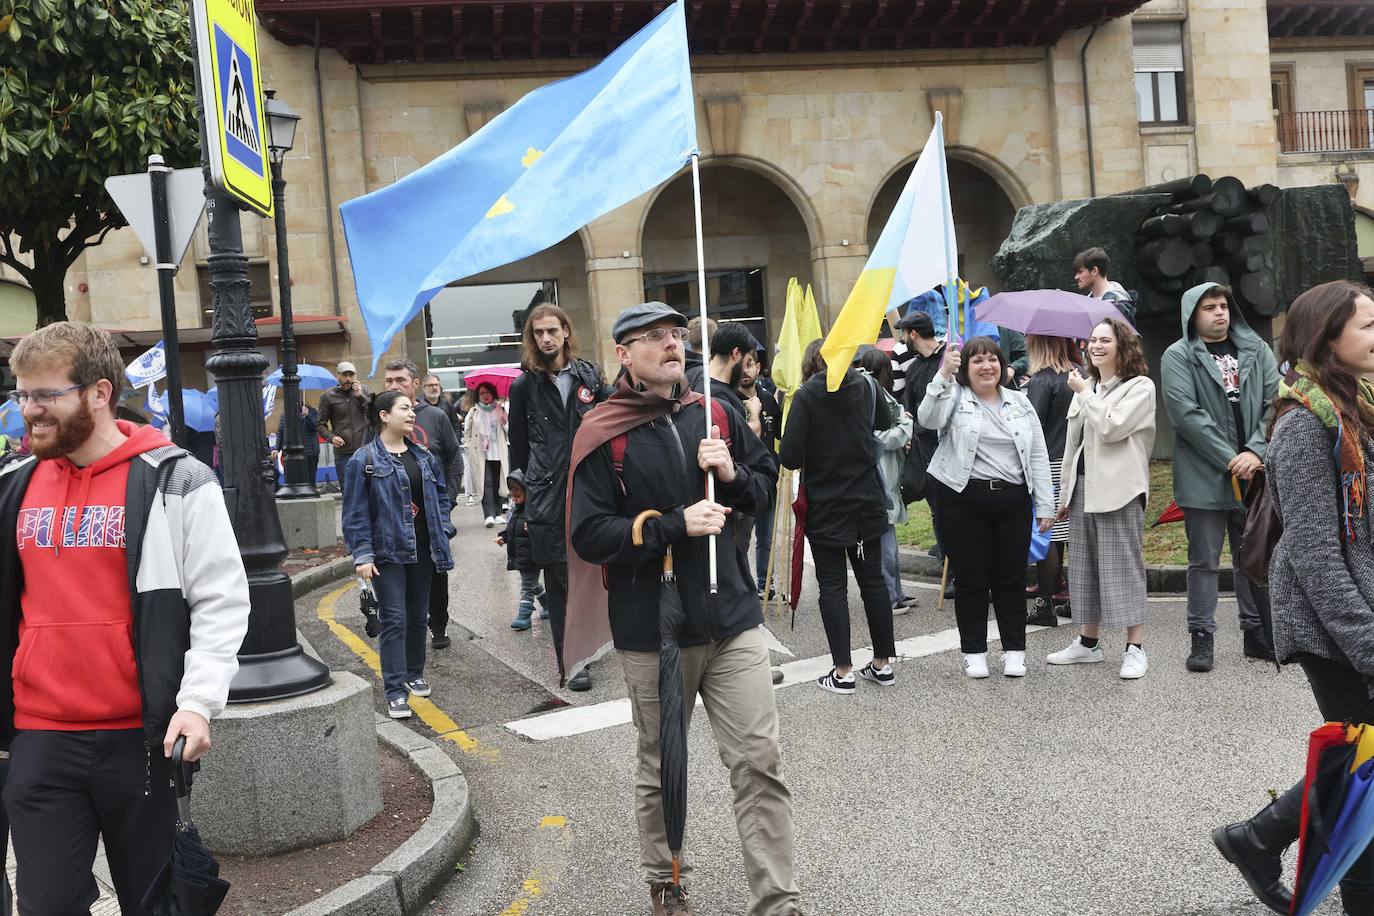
[564,302,802,916]
[318,360,372,504]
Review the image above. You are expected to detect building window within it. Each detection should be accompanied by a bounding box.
[425,280,555,380]
[1133,22,1187,126]
[643,267,769,347]
[196,262,274,327]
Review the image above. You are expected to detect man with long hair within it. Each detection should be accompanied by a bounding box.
[508,302,609,691]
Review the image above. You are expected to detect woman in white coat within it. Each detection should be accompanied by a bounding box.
[463,382,510,527]
[1047,316,1157,679]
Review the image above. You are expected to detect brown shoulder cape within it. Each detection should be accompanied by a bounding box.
[560,377,703,683]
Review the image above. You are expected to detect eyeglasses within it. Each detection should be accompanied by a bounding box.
[622,327,689,345]
[7,383,86,407]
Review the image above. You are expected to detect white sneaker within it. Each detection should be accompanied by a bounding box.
[1120,645,1149,679]
[494,514,507,525]
[466,496,476,506]
[1003,650,1026,678]
[1047,637,1105,665]
[963,653,989,679]
[484,516,495,528]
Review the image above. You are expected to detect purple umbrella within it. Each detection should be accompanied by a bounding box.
[976,289,1136,340]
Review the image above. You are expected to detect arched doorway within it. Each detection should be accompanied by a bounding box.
[867,155,1018,295]
[640,163,814,350]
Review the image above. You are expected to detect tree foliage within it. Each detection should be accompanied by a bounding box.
[0,0,200,326]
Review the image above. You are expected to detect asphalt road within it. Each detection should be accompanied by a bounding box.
[296,499,1345,916]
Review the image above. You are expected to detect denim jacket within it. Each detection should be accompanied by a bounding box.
[342,438,455,571]
[916,373,1056,519]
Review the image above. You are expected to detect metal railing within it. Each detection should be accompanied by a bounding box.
[1276,108,1374,154]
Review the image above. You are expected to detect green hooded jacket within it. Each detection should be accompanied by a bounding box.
[1160,282,1280,510]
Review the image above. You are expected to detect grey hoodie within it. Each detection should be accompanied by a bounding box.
[1160,282,1280,511]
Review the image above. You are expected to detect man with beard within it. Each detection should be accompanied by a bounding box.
[507,303,609,691]
[737,344,783,595]
[566,302,798,916]
[423,373,463,494]
[383,359,463,649]
[318,362,371,500]
[0,322,250,913]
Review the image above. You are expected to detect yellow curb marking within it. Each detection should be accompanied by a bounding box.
[317,582,491,758]
[539,815,566,829]
[497,876,544,915]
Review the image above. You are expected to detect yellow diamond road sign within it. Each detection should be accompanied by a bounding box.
[192,0,273,217]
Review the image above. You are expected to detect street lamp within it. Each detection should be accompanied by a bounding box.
[265,89,316,499]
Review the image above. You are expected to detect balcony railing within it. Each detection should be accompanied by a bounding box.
[1276,109,1374,154]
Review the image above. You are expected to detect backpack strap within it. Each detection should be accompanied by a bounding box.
[607,398,734,497]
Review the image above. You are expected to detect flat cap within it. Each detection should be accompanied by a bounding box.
[895,309,935,335]
[336,360,358,374]
[612,301,687,343]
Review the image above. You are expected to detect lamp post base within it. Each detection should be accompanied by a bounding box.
[276,481,321,499]
[229,645,332,703]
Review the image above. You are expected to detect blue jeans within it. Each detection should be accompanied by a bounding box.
[880,526,903,606]
[754,501,775,588]
[374,558,434,701]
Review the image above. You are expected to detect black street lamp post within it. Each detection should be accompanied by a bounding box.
[265,90,316,499]
[186,0,331,701]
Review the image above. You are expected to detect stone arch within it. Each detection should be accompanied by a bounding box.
[866,149,1024,292]
[635,153,822,258]
[639,159,817,348]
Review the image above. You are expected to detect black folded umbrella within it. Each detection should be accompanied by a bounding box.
[632,510,688,893]
[141,737,230,916]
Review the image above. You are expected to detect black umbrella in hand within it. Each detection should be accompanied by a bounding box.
[141,736,230,916]
[632,509,689,895]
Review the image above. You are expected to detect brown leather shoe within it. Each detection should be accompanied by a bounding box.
[649,882,695,916]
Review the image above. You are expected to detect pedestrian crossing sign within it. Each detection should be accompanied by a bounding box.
[192,0,273,217]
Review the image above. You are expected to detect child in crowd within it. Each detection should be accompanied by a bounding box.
[496,469,548,630]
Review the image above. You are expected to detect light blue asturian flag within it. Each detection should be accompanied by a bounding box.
[340,1,698,371]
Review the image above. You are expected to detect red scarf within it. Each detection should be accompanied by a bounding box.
[561,378,704,683]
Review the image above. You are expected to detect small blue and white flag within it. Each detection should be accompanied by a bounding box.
[262,384,277,419]
[125,340,167,389]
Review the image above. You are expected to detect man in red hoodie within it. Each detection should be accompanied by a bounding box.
[0,322,251,914]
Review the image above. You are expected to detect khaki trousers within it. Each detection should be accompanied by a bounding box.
[619,627,799,916]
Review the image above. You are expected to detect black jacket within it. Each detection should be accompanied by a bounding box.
[570,396,776,652]
[780,370,891,547]
[504,471,535,571]
[508,358,609,566]
[411,401,462,501]
[1024,368,1074,462]
[276,406,321,456]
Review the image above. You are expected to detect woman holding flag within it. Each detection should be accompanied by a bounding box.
[918,336,1055,679]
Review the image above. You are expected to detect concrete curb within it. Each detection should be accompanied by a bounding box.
[897,545,1231,594]
[283,717,476,916]
[290,555,356,599]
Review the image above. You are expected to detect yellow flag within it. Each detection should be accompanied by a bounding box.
[771,278,805,394]
[800,284,823,348]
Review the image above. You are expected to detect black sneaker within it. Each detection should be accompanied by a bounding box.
[1026,596,1059,628]
[568,667,593,692]
[431,633,452,650]
[1187,630,1215,672]
[1243,629,1276,662]
[942,578,956,600]
[816,668,856,695]
[404,676,432,697]
[387,696,412,719]
[857,661,895,687]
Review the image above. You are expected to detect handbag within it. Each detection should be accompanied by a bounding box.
[1237,470,1279,588]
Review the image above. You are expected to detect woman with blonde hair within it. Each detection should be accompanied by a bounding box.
[1023,334,1080,626]
[1046,317,1156,679]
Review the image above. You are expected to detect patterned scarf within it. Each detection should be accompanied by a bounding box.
[1278,363,1374,544]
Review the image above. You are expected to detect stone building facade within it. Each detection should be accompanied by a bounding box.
[2,0,1371,398]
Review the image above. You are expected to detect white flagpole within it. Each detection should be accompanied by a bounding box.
[690,154,719,595]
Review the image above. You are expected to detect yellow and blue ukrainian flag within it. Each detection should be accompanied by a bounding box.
[340,2,698,371]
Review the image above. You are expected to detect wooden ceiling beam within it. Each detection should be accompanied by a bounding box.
[755,0,779,52]
[410,6,425,61]
[790,0,816,51]
[491,2,505,58]
[570,1,584,56]
[997,0,1034,45]
[859,0,888,51]
[825,0,852,51]
[894,0,929,50]
[369,8,385,63]
[451,5,464,58]
[531,3,543,57]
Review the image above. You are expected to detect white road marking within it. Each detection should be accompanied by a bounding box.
[504,620,1052,741]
